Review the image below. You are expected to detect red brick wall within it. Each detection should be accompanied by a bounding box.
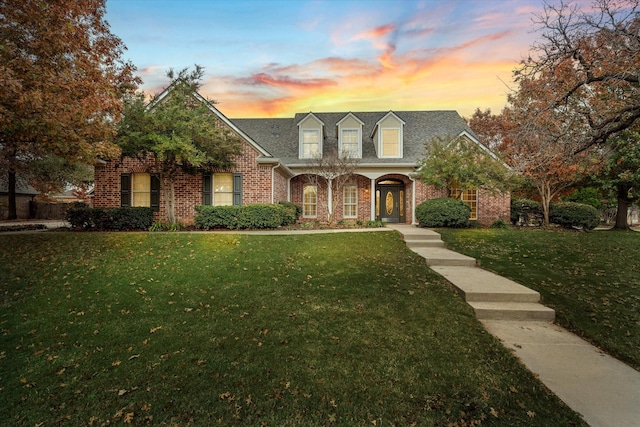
[94,129,275,224]
[414,180,510,226]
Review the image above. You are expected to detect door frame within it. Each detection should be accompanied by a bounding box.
[375,179,406,223]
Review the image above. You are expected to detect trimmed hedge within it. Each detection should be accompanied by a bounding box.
[66,206,154,231]
[415,198,470,228]
[549,202,600,231]
[278,201,302,226]
[511,199,543,226]
[195,204,288,230]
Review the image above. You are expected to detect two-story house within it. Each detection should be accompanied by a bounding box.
[94,89,510,225]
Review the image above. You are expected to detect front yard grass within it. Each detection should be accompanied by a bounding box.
[0,231,585,426]
[437,227,640,371]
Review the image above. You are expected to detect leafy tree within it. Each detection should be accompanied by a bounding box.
[593,131,640,229]
[116,66,243,224]
[0,0,139,219]
[414,134,513,198]
[516,0,640,152]
[29,156,94,198]
[466,108,513,152]
[503,73,600,226]
[306,150,360,224]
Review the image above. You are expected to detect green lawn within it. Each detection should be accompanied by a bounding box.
[438,227,640,371]
[0,231,585,426]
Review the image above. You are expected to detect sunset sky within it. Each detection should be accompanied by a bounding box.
[105,0,558,119]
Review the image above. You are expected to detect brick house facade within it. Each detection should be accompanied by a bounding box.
[94,89,510,226]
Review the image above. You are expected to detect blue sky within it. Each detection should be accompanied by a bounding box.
[105,0,558,118]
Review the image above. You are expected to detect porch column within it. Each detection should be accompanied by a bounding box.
[370,178,375,221]
[409,175,417,225]
[327,178,333,221]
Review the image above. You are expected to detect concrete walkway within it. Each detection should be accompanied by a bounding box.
[388,224,640,427]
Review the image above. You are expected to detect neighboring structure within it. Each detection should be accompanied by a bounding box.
[94,91,510,225]
[0,176,38,220]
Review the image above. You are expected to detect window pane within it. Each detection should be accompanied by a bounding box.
[382,129,399,156]
[214,173,233,206]
[449,183,477,220]
[303,130,319,157]
[303,185,317,217]
[343,186,357,217]
[342,129,358,156]
[132,173,150,207]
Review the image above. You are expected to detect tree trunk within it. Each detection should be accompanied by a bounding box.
[7,170,17,220]
[612,183,631,230]
[540,183,551,226]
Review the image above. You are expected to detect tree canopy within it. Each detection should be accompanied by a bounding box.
[516,0,640,152]
[116,66,243,224]
[0,0,139,218]
[414,134,513,196]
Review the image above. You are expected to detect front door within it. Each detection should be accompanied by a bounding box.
[376,181,406,223]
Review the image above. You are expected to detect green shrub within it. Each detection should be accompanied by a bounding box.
[563,187,603,209]
[365,220,385,228]
[195,204,286,230]
[278,201,302,226]
[66,206,154,231]
[490,219,509,229]
[549,202,600,231]
[511,199,543,226]
[415,198,470,228]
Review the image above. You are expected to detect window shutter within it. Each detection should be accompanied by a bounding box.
[202,174,212,205]
[150,175,160,212]
[233,173,242,206]
[120,174,131,207]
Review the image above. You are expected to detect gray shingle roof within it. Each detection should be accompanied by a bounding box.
[232,111,475,165]
[0,175,39,195]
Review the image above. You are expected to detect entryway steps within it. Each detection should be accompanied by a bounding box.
[389,224,555,322]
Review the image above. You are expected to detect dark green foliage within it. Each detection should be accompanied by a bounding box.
[415,198,470,228]
[195,204,286,229]
[66,206,153,231]
[490,219,509,229]
[278,201,302,225]
[510,199,543,226]
[563,187,603,209]
[549,202,600,230]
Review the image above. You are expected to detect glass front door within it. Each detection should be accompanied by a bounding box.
[376,181,405,223]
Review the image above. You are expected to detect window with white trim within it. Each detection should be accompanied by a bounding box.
[381,128,400,157]
[343,185,357,218]
[340,129,359,158]
[302,129,320,158]
[303,185,317,218]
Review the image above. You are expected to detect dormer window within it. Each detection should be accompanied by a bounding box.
[341,129,359,157]
[298,113,324,159]
[381,128,400,157]
[372,111,405,158]
[337,113,363,158]
[302,129,320,158]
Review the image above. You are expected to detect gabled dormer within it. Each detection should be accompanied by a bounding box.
[336,112,364,158]
[370,111,405,158]
[297,112,324,159]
